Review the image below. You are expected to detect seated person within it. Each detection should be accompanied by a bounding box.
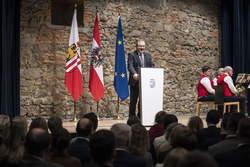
[198,66,215,101]
[217,66,246,115]
[213,67,224,86]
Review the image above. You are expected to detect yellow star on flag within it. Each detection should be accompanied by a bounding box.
[115,72,117,76]
[121,73,125,78]
[118,40,122,45]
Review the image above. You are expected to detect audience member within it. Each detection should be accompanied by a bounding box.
[23,128,52,160]
[148,111,168,142]
[48,116,63,134]
[127,115,141,126]
[187,116,203,132]
[47,128,82,167]
[7,116,28,159]
[29,117,48,132]
[110,123,147,167]
[154,114,178,153]
[209,112,245,156]
[157,123,183,156]
[162,148,188,167]
[68,118,93,165]
[204,113,229,148]
[215,117,250,167]
[0,115,11,160]
[197,110,220,150]
[177,150,218,167]
[83,112,98,132]
[86,130,115,167]
[159,126,197,163]
[129,124,154,167]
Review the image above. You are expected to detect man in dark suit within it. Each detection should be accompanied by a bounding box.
[197,110,221,150]
[215,117,250,167]
[110,123,147,167]
[68,118,93,166]
[128,39,155,118]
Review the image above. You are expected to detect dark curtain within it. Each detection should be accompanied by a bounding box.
[0,0,20,119]
[221,0,250,114]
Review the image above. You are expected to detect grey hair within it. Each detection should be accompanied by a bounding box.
[224,66,232,72]
[110,123,131,148]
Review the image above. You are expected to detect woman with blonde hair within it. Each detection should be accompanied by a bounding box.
[129,124,154,167]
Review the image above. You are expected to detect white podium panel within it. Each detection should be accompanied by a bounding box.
[139,68,164,126]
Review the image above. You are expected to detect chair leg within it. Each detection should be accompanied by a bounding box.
[213,104,216,110]
[223,104,226,115]
[228,105,231,112]
[237,103,240,113]
[196,104,200,116]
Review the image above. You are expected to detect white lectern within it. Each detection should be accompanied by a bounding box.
[139,68,164,126]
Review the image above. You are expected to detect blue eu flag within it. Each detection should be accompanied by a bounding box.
[114,16,129,101]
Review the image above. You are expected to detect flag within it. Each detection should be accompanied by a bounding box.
[65,8,83,102]
[114,16,129,101]
[89,13,104,101]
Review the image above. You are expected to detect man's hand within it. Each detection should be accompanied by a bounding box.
[133,74,139,80]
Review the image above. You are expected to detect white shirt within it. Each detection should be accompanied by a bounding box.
[213,77,218,86]
[200,77,215,94]
[224,74,238,94]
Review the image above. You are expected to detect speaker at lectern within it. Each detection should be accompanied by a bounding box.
[139,68,164,126]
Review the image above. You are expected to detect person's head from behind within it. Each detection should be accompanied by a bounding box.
[163,114,178,130]
[83,112,98,132]
[29,117,48,132]
[110,123,131,150]
[224,66,233,77]
[165,123,184,141]
[226,113,245,135]
[24,128,51,158]
[202,66,212,77]
[178,150,218,167]
[48,116,63,134]
[129,124,149,157]
[169,126,197,151]
[187,116,203,132]
[51,128,70,153]
[89,130,115,165]
[154,111,168,125]
[0,115,11,159]
[127,116,141,126]
[76,118,93,138]
[237,117,250,143]
[206,110,220,125]
[163,148,188,167]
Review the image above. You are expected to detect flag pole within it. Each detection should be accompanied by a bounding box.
[114,95,122,120]
[97,101,100,120]
[70,101,77,122]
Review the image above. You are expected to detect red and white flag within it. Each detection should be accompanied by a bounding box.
[65,9,83,102]
[89,13,104,101]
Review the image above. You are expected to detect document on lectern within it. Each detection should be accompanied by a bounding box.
[139,68,164,126]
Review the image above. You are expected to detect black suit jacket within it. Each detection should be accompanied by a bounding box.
[128,51,155,86]
[197,126,220,150]
[68,138,91,165]
[114,150,147,167]
[215,144,250,167]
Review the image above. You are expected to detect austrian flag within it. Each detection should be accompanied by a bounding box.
[65,9,83,102]
[89,13,104,101]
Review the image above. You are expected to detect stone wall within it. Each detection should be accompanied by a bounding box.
[20,0,221,119]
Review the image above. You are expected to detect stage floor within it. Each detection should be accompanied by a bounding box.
[62,114,207,133]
